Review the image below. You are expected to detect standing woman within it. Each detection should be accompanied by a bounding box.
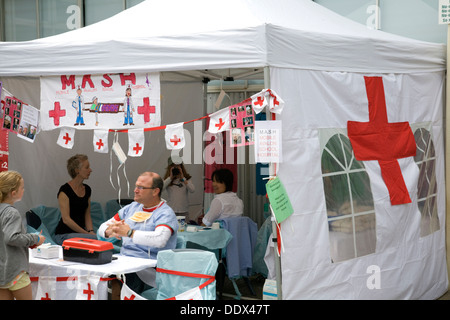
[163,156,195,219]
[54,154,96,245]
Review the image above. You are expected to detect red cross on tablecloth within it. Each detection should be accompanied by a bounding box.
[133,143,142,155]
[96,139,104,150]
[63,132,72,145]
[170,135,181,146]
[137,97,156,123]
[83,283,95,300]
[347,76,416,205]
[49,102,66,126]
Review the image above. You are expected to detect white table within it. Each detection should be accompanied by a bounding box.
[29,247,156,300]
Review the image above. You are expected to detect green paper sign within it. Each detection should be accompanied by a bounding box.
[266,177,294,223]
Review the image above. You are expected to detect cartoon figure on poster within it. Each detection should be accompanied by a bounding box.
[72,86,85,126]
[40,73,161,131]
[123,86,135,126]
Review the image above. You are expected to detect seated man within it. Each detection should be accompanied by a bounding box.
[98,171,178,296]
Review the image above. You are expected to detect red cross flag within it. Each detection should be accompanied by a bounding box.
[251,89,285,114]
[165,123,185,150]
[127,128,145,157]
[120,283,146,300]
[93,129,109,153]
[76,275,100,300]
[56,127,75,149]
[207,108,230,134]
[35,276,56,300]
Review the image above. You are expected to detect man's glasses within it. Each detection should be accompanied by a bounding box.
[135,185,155,190]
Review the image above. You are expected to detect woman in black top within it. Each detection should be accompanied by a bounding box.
[54,154,97,245]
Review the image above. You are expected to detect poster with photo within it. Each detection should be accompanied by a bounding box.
[229,99,255,147]
[17,104,39,143]
[2,96,23,134]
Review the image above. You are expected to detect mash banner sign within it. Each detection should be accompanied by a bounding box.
[40,72,160,131]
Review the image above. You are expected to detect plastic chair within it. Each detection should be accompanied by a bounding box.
[218,216,258,299]
[140,249,218,300]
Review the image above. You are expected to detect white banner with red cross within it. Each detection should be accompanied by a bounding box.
[40,72,160,131]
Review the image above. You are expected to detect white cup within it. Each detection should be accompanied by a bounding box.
[212,222,220,230]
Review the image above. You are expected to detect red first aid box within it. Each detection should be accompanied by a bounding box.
[62,238,114,265]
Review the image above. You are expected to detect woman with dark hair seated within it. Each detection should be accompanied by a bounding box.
[201,168,243,226]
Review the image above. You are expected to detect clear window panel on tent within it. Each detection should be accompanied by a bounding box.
[321,133,376,263]
[414,127,439,237]
[4,0,38,41]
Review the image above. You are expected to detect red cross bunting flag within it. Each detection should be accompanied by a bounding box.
[120,283,147,300]
[93,129,109,153]
[76,275,100,300]
[57,127,75,149]
[251,89,285,114]
[207,108,230,134]
[40,73,160,131]
[127,128,145,157]
[165,122,185,150]
[35,276,56,300]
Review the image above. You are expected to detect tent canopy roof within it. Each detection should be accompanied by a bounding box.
[0,0,445,77]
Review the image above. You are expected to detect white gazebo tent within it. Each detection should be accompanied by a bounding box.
[0,0,446,299]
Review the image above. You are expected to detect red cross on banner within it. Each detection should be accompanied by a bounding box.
[57,128,75,149]
[165,123,185,150]
[137,97,156,123]
[127,129,144,157]
[49,101,66,126]
[347,76,416,205]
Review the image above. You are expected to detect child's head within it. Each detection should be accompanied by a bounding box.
[0,170,24,203]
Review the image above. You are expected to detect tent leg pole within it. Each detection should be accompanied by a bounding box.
[445,23,450,293]
[264,66,282,300]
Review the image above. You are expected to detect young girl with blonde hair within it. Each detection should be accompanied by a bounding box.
[0,170,45,300]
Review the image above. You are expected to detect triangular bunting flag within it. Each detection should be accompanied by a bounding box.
[251,89,269,114]
[269,90,285,114]
[165,122,185,150]
[120,283,147,300]
[35,276,56,300]
[76,275,100,300]
[172,286,204,300]
[208,108,230,134]
[93,129,109,153]
[57,127,75,149]
[128,128,145,157]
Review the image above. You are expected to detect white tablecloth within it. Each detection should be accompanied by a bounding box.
[29,247,156,300]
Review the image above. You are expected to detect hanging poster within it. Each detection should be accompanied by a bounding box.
[40,73,160,131]
[229,99,255,147]
[2,96,23,134]
[17,104,39,143]
[254,120,282,163]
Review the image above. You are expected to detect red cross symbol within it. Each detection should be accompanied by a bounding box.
[254,96,264,106]
[96,139,104,150]
[63,132,72,145]
[83,283,95,300]
[133,143,142,155]
[215,118,225,131]
[49,102,66,126]
[124,294,136,300]
[137,97,156,123]
[41,293,51,300]
[347,76,416,205]
[170,135,181,146]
